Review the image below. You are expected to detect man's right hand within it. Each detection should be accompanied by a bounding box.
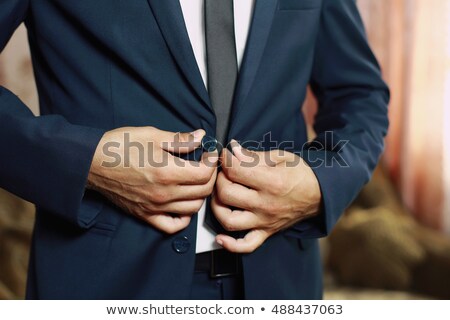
[87,126,217,234]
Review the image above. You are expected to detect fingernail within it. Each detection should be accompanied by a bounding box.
[230,139,241,154]
[192,129,205,142]
[216,239,224,246]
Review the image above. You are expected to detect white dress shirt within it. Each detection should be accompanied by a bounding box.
[179,0,255,253]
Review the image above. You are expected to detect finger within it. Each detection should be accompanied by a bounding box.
[159,152,217,185]
[221,149,274,191]
[215,172,260,211]
[110,193,192,233]
[169,169,216,200]
[229,139,261,163]
[211,195,260,231]
[156,199,205,215]
[216,229,270,253]
[160,129,205,154]
[230,140,294,166]
[145,213,192,234]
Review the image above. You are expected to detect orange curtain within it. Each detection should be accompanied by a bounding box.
[357,0,450,232]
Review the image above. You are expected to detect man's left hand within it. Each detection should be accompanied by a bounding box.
[211,140,322,253]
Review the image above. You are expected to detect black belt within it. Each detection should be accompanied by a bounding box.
[195,249,241,278]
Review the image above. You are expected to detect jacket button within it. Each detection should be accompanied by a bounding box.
[172,236,190,253]
[201,136,218,152]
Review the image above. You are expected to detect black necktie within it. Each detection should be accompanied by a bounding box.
[204,0,238,234]
[205,0,238,147]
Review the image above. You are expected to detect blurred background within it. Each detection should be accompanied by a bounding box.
[1,0,449,299]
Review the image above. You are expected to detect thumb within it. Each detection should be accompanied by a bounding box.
[229,139,272,166]
[229,139,256,163]
[160,129,205,154]
[230,140,290,167]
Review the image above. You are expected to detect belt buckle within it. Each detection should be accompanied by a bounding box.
[210,249,239,278]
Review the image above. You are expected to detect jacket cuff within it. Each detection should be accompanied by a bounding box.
[64,127,107,228]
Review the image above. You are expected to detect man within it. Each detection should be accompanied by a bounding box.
[0,0,389,299]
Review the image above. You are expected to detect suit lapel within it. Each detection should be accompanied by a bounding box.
[230,0,278,129]
[147,0,211,108]
[147,0,278,135]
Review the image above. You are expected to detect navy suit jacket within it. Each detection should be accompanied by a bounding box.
[0,0,389,299]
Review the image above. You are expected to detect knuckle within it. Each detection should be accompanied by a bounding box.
[153,169,164,183]
[216,185,226,201]
[147,192,159,204]
[246,199,259,212]
[217,186,232,204]
[198,170,211,184]
[225,223,237,232]
[220,217,236,232]
[185,200,203,214]
[270,176,285,195]
[215,174,223,189]
[263,201,278,215]
[155,169,172,185]
[193,200,204,212]
[149,190,170,205]
[158,192,171,204]
[227,167,240,181]
[201,182,215,197]
[147,191,158,203]
[203,185,214,197]
[265,201,276,213]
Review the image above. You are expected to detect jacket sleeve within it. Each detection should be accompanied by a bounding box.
[286,0,390,239]
[0,0,107,228]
